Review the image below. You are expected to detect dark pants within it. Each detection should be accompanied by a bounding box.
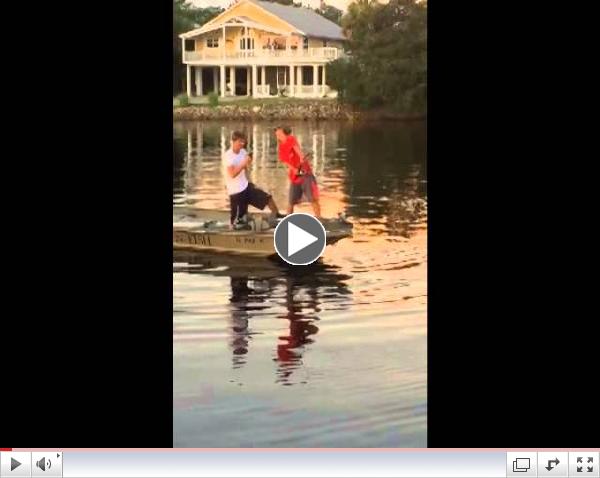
[229,182,271,224]
[289,174,320,205]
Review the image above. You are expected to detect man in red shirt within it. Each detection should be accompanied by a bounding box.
[274,126,321,217]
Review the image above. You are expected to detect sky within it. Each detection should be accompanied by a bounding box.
[189,0,353,12]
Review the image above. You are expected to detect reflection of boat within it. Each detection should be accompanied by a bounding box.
[173,249,352,283]
[173,207,353,256]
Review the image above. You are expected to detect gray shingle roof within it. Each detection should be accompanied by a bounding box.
[250,0,345,40]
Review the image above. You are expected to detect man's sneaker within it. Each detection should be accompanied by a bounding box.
[233,222,252,231]
[232,215,252,231]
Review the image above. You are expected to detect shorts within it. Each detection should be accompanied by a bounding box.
[289,174,319,205]
[229,182,271,224]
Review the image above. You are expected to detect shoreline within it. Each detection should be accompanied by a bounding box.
[173,101,425,122]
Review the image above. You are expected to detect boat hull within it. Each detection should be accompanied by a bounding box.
[173,208,352,256]
[173,228,276,255]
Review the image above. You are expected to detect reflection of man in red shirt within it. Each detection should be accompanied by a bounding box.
[274,126,321,217]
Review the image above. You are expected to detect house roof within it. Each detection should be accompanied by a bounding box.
[250,0,345,41]
[179,0,346,41]
[180,15,290,39]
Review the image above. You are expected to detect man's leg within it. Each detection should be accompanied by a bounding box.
[267,197,283,216]
[305,175,321,217]
[229,193,240,225]
[311,199,321,218]
[247,183,284,217]
[230,188,250,228]
[288,183,300,215]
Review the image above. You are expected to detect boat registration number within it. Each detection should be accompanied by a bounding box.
[174,231,212,247]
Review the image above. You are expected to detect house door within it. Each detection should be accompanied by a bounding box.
[277,67,287,94]
[236,68,248,96]
[239,36,255,57]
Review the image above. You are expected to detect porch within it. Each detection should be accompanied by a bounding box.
[185,64,332,99]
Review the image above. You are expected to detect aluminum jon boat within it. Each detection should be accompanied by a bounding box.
[173,207,353,256]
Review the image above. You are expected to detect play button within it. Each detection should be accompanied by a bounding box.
[274,213,326,265]
[11,458,21,471]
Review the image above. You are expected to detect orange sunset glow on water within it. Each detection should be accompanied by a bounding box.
[173,120,427,447]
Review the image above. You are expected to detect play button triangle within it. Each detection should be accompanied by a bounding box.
[288,221,318,257]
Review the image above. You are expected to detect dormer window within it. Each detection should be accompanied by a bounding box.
[206,38,219,48]
[303,37,309,49]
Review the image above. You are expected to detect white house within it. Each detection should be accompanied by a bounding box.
[180,0,346,98]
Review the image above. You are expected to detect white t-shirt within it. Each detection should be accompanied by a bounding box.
[222,148,249,195]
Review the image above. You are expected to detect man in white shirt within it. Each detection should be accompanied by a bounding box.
[223,130,283,226]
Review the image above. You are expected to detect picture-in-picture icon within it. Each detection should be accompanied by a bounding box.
[513,458,531,472]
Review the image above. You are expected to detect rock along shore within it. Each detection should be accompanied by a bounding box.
[173,101,425,122]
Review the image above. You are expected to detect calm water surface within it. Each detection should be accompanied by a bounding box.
[173,120,427,447]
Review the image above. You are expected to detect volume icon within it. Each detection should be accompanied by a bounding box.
[36,457,51,471]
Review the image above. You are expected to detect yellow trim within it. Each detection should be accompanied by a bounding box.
[202,0,302,35]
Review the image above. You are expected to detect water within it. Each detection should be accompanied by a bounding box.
[173,120,427,447]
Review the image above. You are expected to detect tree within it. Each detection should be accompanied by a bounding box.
[328,0,426,113]
[173,0,223,94]
[315,4,343,25]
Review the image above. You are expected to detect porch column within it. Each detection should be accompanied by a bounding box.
[313,64,318,96]
[322,64,327,94]
[289,64,295,97]
[252,64,257,97]
[195,67,203,96]
[222,26,226,60]
[262,66,266,86]
[246,66,251,96]
[186,64,191,97]
[220,65,226,98]
[230,67,236,96]
[213,67,219,94]
[297,65,303,95]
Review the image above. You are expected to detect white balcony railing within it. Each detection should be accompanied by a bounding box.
[252,84,331,98]
[184,47,340,62]
[254,85,272,97]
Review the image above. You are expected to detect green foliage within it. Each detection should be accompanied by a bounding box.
[330,0,427,114]
[176,93,190,107]
[208,92,219,107]
[173,0,223,95]
[315,4,343,25]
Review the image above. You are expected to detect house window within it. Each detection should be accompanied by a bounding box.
[206,38,219,48]
[184,40,195,51]
[240,37,254,50]
[303,37,309,49]
[322,40,328,47]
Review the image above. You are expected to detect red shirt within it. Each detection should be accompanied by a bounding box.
[278,135,312,185]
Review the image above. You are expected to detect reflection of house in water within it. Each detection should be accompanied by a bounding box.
[173,122,341,210]
[385,164,428,238]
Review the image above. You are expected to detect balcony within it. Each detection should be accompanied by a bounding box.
[183,47,341,64]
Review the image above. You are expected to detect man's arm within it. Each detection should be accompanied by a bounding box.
[290,144,307,175]
[226,153,251,178]
[292,144,305,162]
